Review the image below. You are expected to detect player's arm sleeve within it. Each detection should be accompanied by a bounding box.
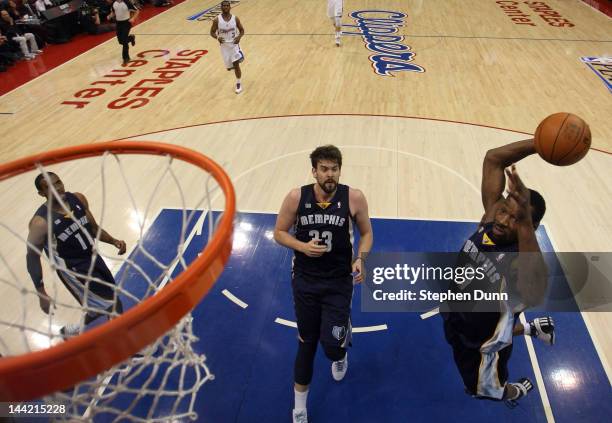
[26,217,46,289]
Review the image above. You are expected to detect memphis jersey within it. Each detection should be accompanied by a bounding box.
[293,184,353,278]
[445,222,521,352]
[34,192,94,261]
[217,14,238,43]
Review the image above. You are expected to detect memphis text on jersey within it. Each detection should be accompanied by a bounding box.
[342,10,425,77]
[57,215,90,242]
[299,214,346,227]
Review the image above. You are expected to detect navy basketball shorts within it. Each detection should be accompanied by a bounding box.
[57,255,118,309]
[292,273,353,348]
[442,313,513,400]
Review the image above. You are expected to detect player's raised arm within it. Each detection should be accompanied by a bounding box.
[349,188,373,283]
[481,139,536,221]
[274,188,326,257]
[73,192,126,255]
[505,166,548,306]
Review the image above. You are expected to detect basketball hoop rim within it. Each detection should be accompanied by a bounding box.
[0,141,236,402]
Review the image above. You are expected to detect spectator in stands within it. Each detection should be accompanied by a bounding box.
[34,0,52,14]
[0,9,41,59]
[0,29,19,71]
[6,0,28,19]
[6,0,47,47]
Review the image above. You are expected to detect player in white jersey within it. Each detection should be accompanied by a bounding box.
[210,0,245,94]
[327,0,343,46]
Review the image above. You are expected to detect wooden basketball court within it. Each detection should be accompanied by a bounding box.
[1,0,610,421]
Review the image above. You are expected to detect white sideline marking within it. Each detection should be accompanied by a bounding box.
[274,318,387,333]
[274,318,297,328]
[222,289,248,309]
[420,307,440,319]
[353,324,388,333]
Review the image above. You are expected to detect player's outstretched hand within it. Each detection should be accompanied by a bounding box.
[114,239,127,255]
[302,239,327,257]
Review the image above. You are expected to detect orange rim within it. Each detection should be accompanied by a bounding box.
[0,141,236,401]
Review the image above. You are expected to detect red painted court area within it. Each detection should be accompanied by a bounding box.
[0,1,186,96]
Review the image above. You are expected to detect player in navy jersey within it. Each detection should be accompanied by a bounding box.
[441,139,555,406]
[26,173,127,338]
[274,145,373,423]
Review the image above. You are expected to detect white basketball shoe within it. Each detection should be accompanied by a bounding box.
[292,408,308,423]
[332,352,348,381]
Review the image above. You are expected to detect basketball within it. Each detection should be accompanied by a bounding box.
[534,113,591,166]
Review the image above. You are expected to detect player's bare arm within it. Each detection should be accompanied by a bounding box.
[349,188,373,283]
[481,139,536,223]
[26,215,51,312]
[74,192,126,255]
[210,17,221,42]
[506,166,548,306]
[234,17,244,43]
[274,188,326,257]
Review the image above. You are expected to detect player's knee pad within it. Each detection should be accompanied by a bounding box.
[294,340,317,385]
[322,344,345,362]
[335,17,342,28]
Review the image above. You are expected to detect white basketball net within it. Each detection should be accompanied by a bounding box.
[0,148,228,421]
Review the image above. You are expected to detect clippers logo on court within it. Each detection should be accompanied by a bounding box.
[342,10,424,77]
[187,0,240,21]
[581,57,612,94]
[494,1,575,27]
[332,326,346,340]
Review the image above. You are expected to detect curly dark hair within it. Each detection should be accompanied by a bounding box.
[310,145,342,169]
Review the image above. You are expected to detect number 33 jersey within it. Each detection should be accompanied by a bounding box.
[293,184,353,278]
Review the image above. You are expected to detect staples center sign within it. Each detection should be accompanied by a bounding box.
[494,1,575,27]
[61,50,207,110]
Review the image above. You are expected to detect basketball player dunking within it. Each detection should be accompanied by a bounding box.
[274,145,373,423]
[26,173,127,338]
[441,139,556,405]
[210,0,245,94]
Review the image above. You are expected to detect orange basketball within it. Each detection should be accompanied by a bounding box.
[534,113,591,166]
